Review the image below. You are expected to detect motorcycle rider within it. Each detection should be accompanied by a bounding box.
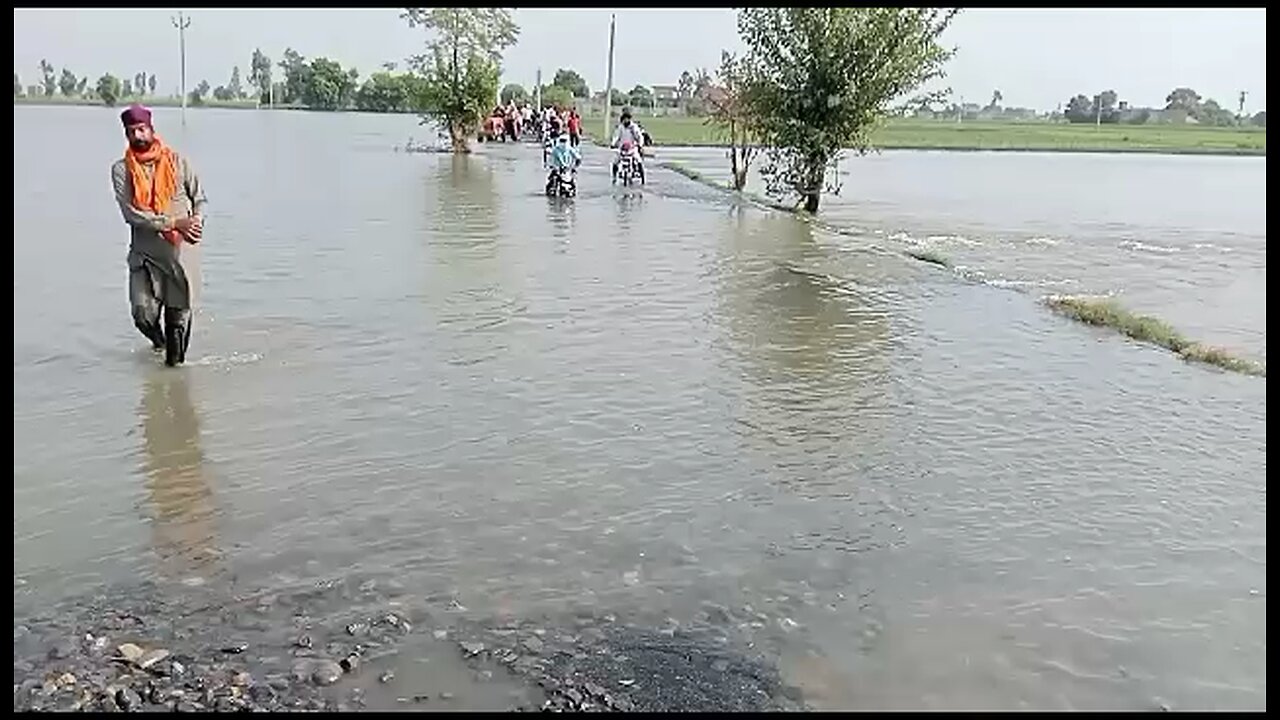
[546,133,582,194]
[610,110,646,183]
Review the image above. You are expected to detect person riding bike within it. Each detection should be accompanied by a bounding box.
[546,133,582,193]
[611,111,646,183]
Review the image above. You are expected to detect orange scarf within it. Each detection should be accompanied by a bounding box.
[124,137,181,246]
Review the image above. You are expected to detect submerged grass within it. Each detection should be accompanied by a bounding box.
[904,248,951,268]
[1045,296,1266,377]
[656,160,1264,379]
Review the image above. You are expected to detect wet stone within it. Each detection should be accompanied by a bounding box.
[311,660,344,686]
[115,687,142,711]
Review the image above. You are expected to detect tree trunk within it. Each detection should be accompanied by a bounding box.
[450,121,471,153]
[803,192,820,213]
[729,138,741,190]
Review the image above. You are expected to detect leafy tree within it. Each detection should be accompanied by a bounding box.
[1093,89,1120,123]
[148,74,156,95]
[250,49,272,103]
[499,82,527,105]
[96,73,122,106]
[609,88,627,108]
[540,84,573,110]
[58,68,78,96]
[403,7,520,153]
[987,89,1002,110]
[628,84,653,109]
[123,79,133,97]
[189,79,210,106]
[737,7,958,212]
[1197,98,1238,127]
[677,70,693,111]
[76,77,87,96]
[279,48,310,104]
[356,71,413,112]
[705,50,759,191]
[228,66,243,99]
[14,73,23,97]
[688,68,714,115]
[1250,110,1265,127]
[552,68,588,98]
[1063,91,1119,124]
[303,57,357,110]
[1164,87,1201,113]
[134,73,145,96]
[1063,94,1092,123]
[39,60,55,96]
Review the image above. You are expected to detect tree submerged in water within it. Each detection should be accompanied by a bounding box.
[705,50,758,192]
[736,8,959,212]
[403,7,519,154]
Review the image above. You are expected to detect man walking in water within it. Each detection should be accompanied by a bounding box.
[110,105,207,366]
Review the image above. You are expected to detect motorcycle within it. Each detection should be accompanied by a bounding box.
[545,167,577,198]
[614,145,644,186]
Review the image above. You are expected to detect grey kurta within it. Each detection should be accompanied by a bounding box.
[110,152,208,310]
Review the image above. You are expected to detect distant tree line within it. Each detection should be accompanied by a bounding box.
[496,66,722,116]
[14,60,158,106]
[15,51,1268,135]
[1061,86,1265,127]
[13,50,431,114]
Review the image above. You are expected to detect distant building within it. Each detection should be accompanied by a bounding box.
[651,84,678,108]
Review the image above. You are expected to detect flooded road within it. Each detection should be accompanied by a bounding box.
[13,105,1267,710]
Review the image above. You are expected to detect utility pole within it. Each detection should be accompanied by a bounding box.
[534,68,541,110]
[171,11,191,126]
[602,13,616,141]
[1238,90,1248,122]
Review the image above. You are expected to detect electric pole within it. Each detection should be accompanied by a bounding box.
[1238,90,1248,122]
[172,11,191,126]
[602,13,616,141]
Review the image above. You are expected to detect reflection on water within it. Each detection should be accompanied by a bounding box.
[137,368,223,584]
[613,192,645,232]
[546,196,577,246]
[714,211,892,458]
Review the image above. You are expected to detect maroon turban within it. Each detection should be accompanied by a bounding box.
[120,104,153,127]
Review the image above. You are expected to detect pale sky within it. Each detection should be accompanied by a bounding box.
[12,8,1268,113]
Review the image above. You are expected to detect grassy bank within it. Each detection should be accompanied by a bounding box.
[1045,297,1265,377]
[585,114,1266,156]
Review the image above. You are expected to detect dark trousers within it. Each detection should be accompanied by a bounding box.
[130,264,192,366]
